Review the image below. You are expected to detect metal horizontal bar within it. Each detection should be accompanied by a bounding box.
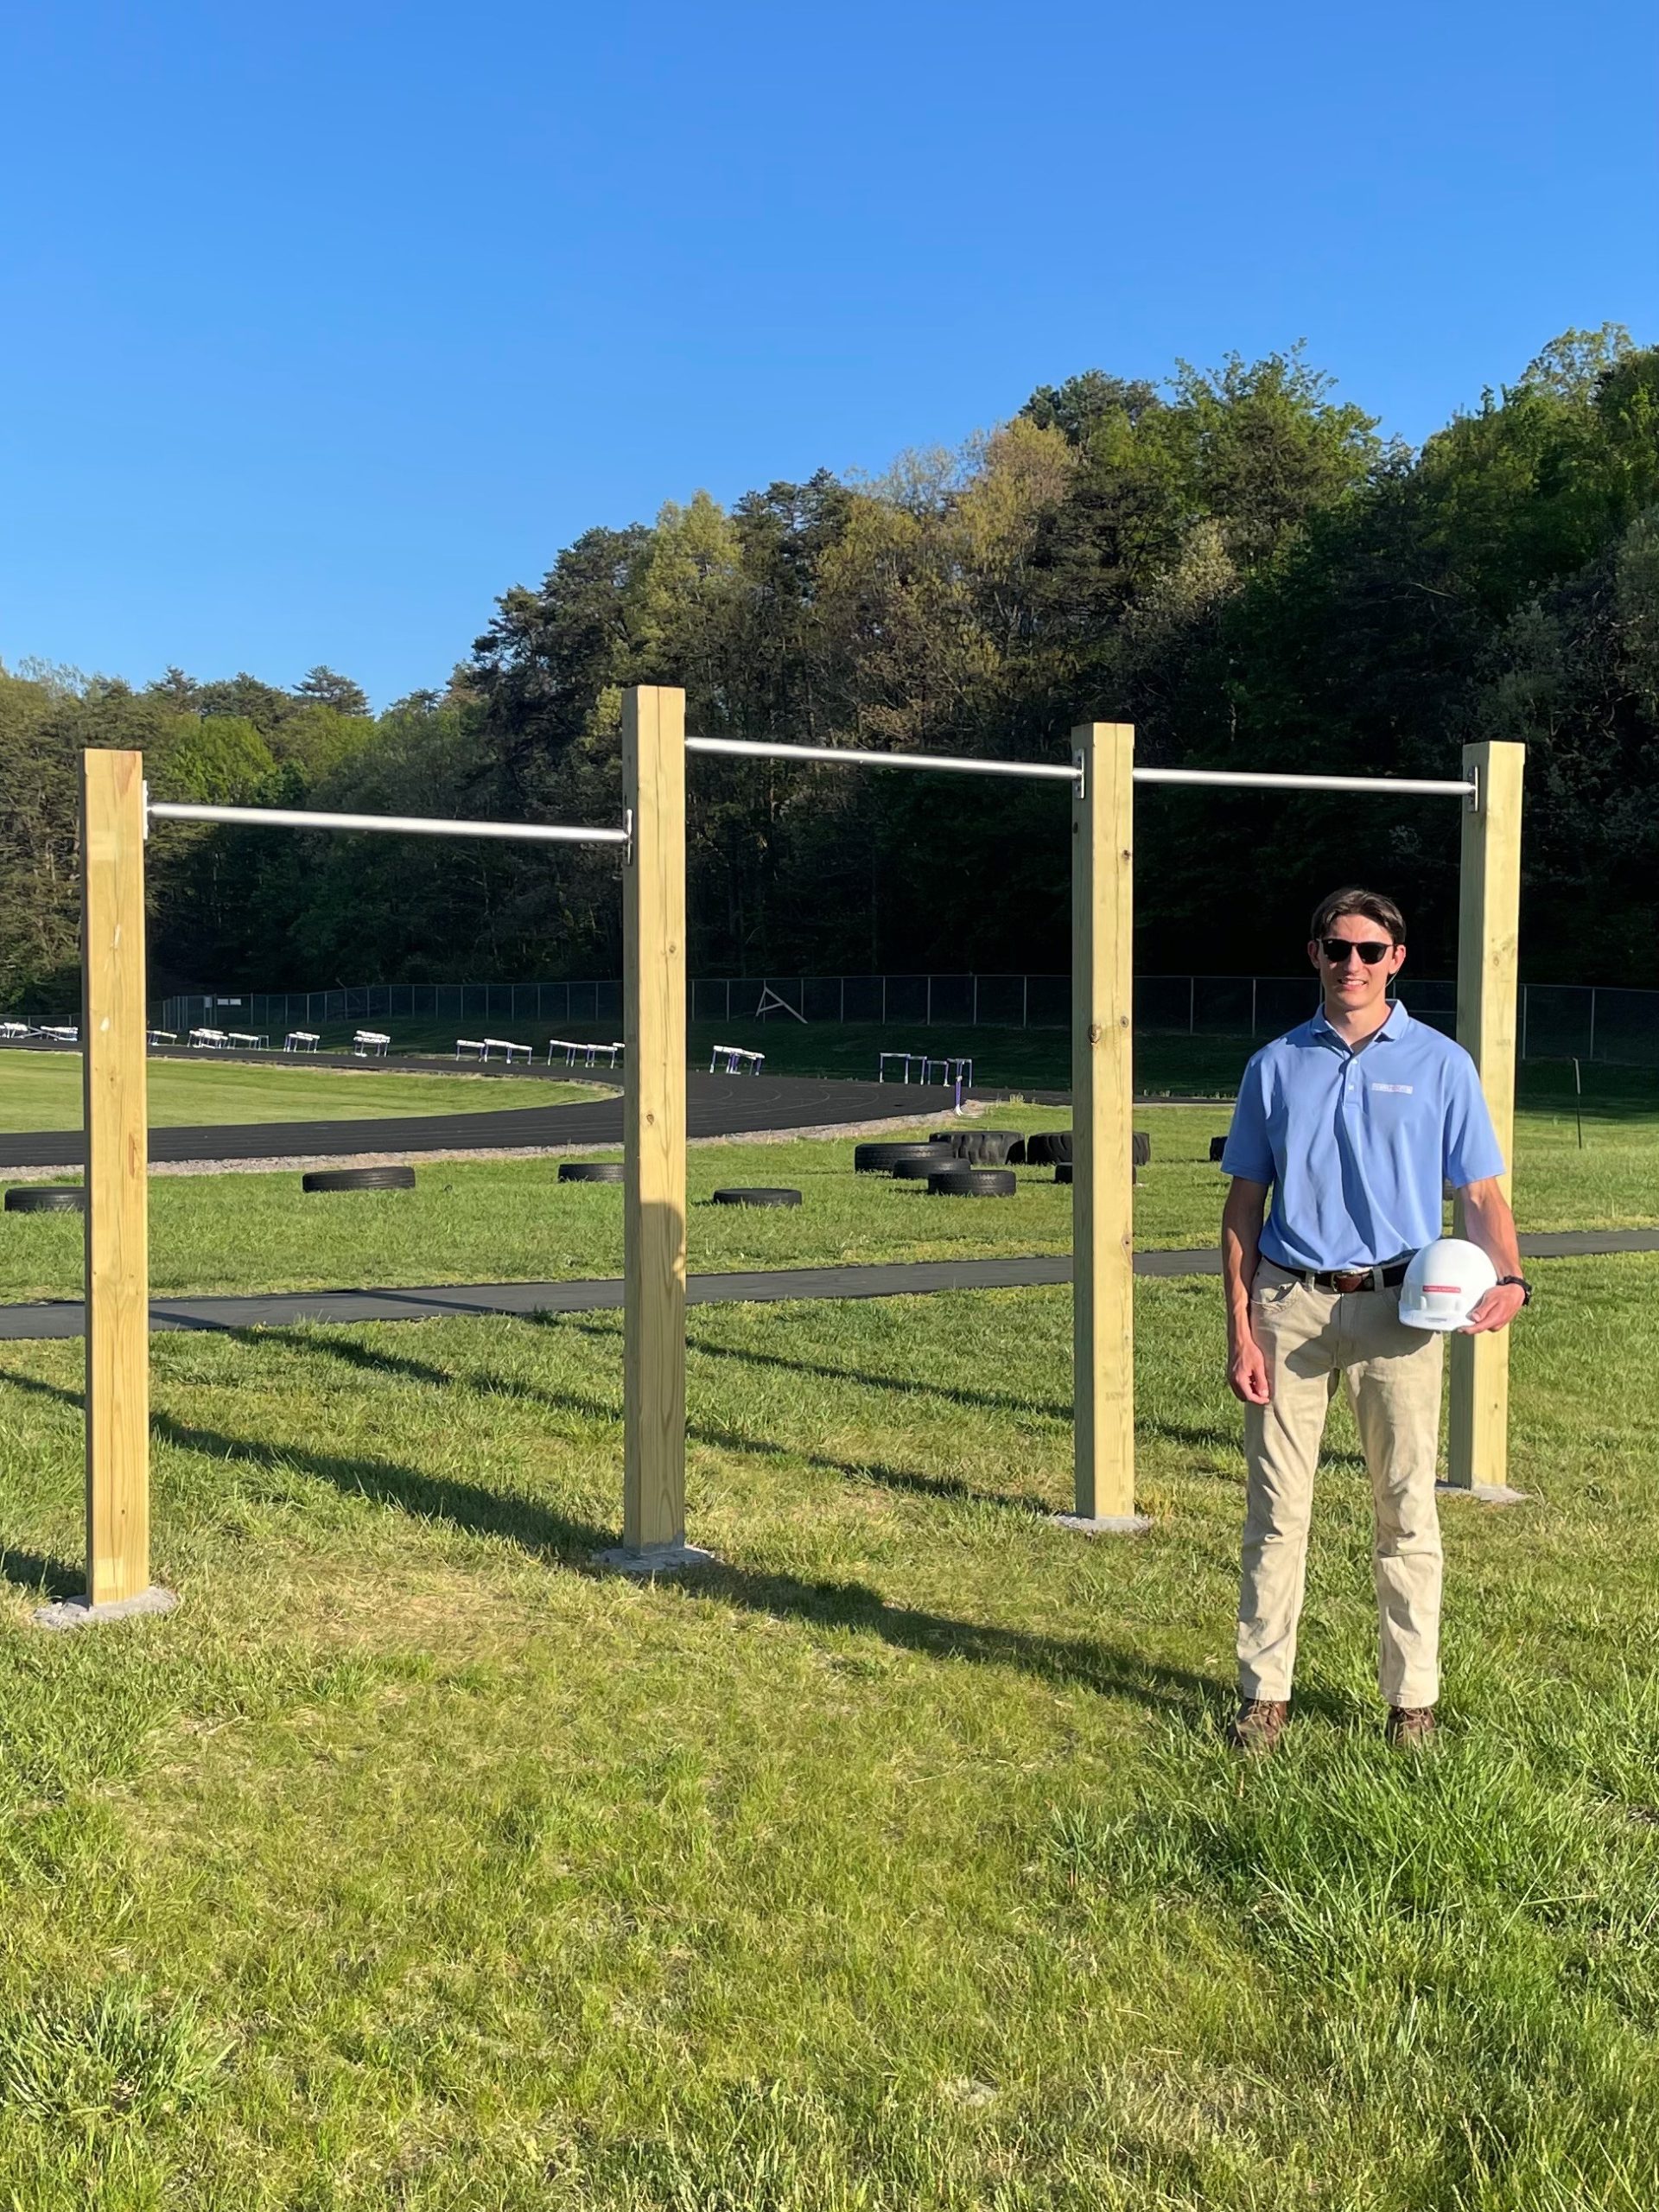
[147,802,630,847]
[686,734,1081,785]
[1132,768,1475,798]
[688,738,1471,799]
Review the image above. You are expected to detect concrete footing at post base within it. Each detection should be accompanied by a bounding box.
[34,1585,179,1630]
[1436,1481,1529,1506]
[1047,1512,1154,1537]
[591,1542,720,1577]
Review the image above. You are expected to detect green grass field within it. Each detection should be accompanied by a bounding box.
[2,1095,1656,1304]
[0,1052,600,1132]
[302,1019,1255,1094]
[0,1251,1656,2203]
[2,1080,1657,2201]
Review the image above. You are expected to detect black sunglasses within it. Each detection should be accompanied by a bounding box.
[1319,938,1393,966]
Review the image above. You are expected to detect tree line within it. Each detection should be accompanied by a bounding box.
[3,325,1656,1015]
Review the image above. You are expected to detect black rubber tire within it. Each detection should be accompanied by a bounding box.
[927,1166,1017,1198]
[1027,1130,1072,1167]
[1210,1135,1229,1162]
[1133,1131,1152,1167]
[891,1154,946,1179]
[926,1128,1025,1166]
[854,1141,943,1173]
[711,1187,802,1207]
[559,1160,626,1183]
[4,1186,86,1213]
[302,1166,416,1192]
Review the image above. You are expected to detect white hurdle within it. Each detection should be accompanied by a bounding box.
[549,1037,625,1070]
[709,1045,765,1075]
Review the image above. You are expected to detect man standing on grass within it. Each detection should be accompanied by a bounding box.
[1219,889,1530,1753]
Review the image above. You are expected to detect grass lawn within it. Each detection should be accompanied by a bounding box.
[3,1092,1657,1304]
[0,1254,1656,2202]
[0,1052,600,1133]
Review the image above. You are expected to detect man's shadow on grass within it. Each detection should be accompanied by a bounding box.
[0,1361,1268,1727]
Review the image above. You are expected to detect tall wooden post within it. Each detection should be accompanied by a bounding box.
[612,685,699,1566]
[78,750,163,1612]
[1059,721,1146,1532]
[1446,740,1525,1498]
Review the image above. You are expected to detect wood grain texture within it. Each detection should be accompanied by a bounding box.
[1447,741,1525,1492]
[1071,722,1137,1518]
[80,749,151,1604]
[622,688,688,1550]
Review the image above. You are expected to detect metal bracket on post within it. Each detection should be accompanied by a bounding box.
[1465,763,1480,814]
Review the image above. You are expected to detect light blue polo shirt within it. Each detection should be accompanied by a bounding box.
[1220,1001,1505,1272]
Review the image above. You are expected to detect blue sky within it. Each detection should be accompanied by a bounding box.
[2,0,1654,707]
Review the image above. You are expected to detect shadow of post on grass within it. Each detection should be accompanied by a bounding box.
[0,1357,1251,1725]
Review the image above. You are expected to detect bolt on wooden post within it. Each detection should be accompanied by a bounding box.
[81,749,153,1605]
[1446,739,1526,1496]
[620,686,689,1554]
[1065,721,1143,1530]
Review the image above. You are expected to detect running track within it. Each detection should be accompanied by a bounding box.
[0,1072,969,1172]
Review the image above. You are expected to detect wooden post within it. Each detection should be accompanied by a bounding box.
[1446,740,1525,1497]
[1060,721,1145,1531]
[615,685,694,1562]
[81,750,156,1606]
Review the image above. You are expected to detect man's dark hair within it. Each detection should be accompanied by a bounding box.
[1309,887,1407,944]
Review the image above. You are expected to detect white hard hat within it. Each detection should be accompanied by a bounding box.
[1400,1238,1497,1332]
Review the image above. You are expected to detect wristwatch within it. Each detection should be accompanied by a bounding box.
[1495,1275,1534,1306]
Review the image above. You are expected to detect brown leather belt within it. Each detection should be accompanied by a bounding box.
[1290,1261,1411,1293]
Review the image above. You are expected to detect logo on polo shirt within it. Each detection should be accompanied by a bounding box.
[1371,1083,1414,1094]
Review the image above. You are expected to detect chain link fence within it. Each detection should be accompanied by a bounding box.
[154,975,1659,1065]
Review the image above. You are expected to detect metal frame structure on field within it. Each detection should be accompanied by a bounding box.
[620,688,1525,1566]
[62,710,1522,1616]
[67,753,630,1620]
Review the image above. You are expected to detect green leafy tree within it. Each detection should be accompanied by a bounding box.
[295,665,371,715]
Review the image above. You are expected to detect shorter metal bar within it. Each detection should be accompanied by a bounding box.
[148,802,630,846]
[686,734,1081,785]
[1132,768,1475,798]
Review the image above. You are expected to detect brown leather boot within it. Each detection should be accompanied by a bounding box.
[1386,1706,1436,1748]
[1229,1699,1290,1756]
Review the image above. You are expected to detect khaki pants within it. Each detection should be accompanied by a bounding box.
[1238,1258,1446,1708]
